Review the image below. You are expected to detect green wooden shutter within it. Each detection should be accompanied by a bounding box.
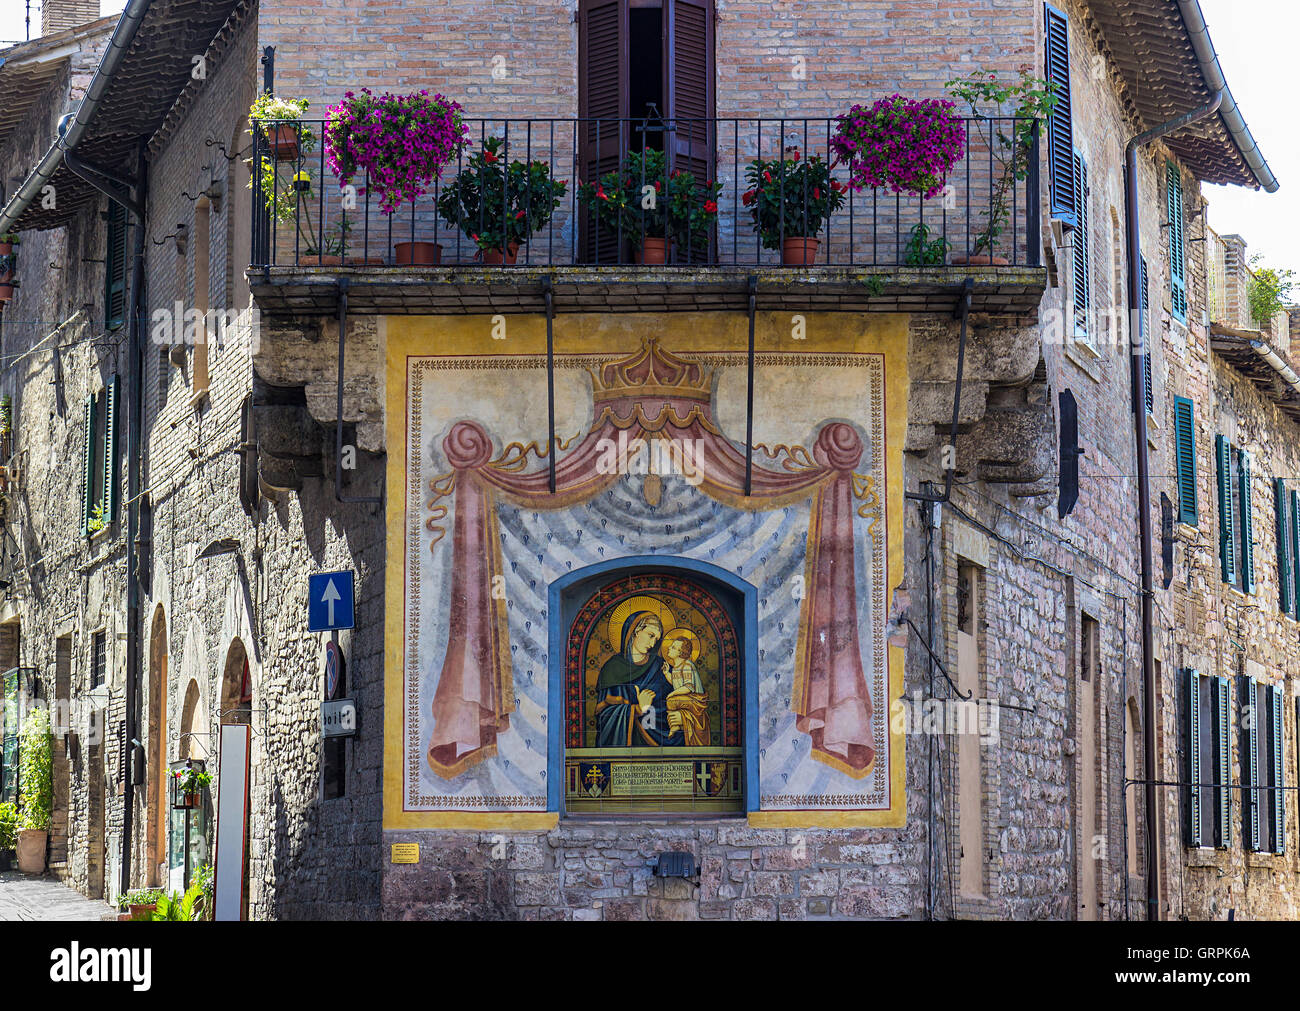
[1240,450,1255,594]
[102,374,119,524]
[1271,685,1285,854]
[1185,668,1202,846]
[1072,151,1090,336]
[80,393,96,537]
[1277,478,1293,614]
[1174,397,1197,525]
[1291,489,1300,619]
[1141,256,1154,415]
[1241,676,1259,851]
[1167,161,1187,322]
[1216,676,1231,848]
[1044,4,1077,228]
[105,201,128,330]
[1216,435,1236,584]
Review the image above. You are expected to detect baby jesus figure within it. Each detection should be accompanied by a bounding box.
[659,629,711,747]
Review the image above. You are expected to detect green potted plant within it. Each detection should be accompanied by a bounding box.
[742,149,847,265]
[945,70,1058,264]
[174,766,211,809]
[903,223,952,266]
[249,94,313,162]
[0,249,16,302]
[577,148,721,264]
[437,136,568,264]
[0,232,18,257]
[0,801,18,872]
[16,707,52,874]
[119,887,166,921]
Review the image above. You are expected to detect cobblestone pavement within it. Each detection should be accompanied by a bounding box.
[0,871,116,921]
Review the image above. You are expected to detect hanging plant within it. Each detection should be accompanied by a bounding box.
[324,89,468,214]
[249,93,314,160]
[830,95,966,199]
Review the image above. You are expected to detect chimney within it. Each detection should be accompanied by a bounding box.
[42,0,101,36]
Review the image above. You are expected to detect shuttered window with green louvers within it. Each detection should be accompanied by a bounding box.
[80,393,97,536]
[1072,151,1090,337]
[1276,478,1294,616]
[1167,161,1187,322]
[105,201,128,330]
[79,376,121,536]
[1240,675,1260,851]
[1269,685,1285,854]
[1141,256,1154,415]
[1214,677,1231,848]
[1044,4,1077,229]
[1184,668,1203,846]
[1185,669,1231,848]
[1238,449,1255,594]
[1173,397,1196,525]
[1215,434,1236,584]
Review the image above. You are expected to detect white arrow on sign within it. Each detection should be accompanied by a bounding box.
[322,578,341,627]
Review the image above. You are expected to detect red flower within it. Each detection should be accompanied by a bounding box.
[742,189,754,205]
[470,233,480,242]
[813,187,820,200]
[483,150,498,164]
[791,150,800,162]
[763,170,772,183]
[597,184,608,201]
[515,210,526,219]
[703,200,717,214]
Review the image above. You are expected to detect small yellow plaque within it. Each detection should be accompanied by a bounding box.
[391,843,420,864]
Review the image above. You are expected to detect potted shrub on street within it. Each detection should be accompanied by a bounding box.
[250,94,313,162]
[742,149,846,265]
[120,887,166,921]
[438,136,568,265]
[0,801,17,872]
[325,88,467,261]
[16,707,52,875]
[945,70,1058,265]
[577,148,721,264]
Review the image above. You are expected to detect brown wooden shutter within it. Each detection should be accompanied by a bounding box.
[578,0,629,262]
[665,0,714,263]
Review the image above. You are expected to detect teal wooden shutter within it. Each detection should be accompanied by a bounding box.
[1174,397,1197,525]
[1216,676,1231,848]
[1271,685,1285,854]
[1141,256,1153,415]
[1241,676,1259,851]
[1291,488,1300,619]
[80,393,96,537]
[1216,435,1236,584]
[105,201,128,330]
[1044,4,1077,228]
[1277,478,1293,614]
[1240,450,1255,594]
[1072,151,1090,336]
[1167,162,1187,322]
[102,374,119,523]
[1185,669,1202,846]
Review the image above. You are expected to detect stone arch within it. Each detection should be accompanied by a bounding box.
[179,678,203,761]
[146,604,168,887]
[220,637,251,726]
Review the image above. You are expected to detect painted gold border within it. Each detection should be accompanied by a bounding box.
[384,313,908,830]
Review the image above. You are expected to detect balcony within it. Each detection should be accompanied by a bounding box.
[248,116,1047,317]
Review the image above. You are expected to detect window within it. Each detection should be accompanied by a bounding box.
[1184,669,1231,848]
[578,0,714,262]
[1140,256,1154,416]
[105,200,128,330]
[91,630,107,689]
[1215,437,1254,592]
[1044,4,1076,227]
[80,375,120,535]
[1241,679,1284,853]
[1275,478,1300,619]
[1071,150,1090,339]
[957,561,984,900]
[1167,161,1187,322]
[1173,397,1196,525]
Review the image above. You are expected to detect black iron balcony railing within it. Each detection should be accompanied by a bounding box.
[251,116,1040,271]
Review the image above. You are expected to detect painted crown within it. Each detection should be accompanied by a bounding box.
[589,339,713,403]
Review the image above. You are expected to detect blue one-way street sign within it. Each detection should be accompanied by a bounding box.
[308,571,355,632]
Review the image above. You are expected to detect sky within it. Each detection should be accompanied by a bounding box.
[0,0,1293,270]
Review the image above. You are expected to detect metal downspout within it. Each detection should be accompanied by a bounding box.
[1125,89,1224,923]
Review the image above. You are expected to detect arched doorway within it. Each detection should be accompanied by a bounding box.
[146,606,168,887]
[219,639,251,919]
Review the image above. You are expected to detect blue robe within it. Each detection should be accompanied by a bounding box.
[594,616,684,747]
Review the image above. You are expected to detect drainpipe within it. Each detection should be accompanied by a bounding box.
[120,138,148,894]
[1125,89,1223,923]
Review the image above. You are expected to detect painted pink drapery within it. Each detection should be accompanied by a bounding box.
[425,393,876,780]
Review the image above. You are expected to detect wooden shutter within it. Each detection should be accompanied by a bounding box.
[80,393,97,537]
[1277,478,1293,615]
[1241,676,1259,851]
[1140,256,1154,415]
[1239,450,1255,594]
[578,0,629,263]
[1271,685,1285,853]
[1291,488,1300,619]
[1185,668,1202,846]
[105,201,128,330]
[102,374,119,524]
[1216,435,1236,584]
[665,0,714,263]
[1072,151,1089,336]
[1173,396,1196,525]
[1167,162,1187,321]
[1044,4,1077,228]
[1215,676,1231,848]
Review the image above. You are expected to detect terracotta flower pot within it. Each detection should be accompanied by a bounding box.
[950,252,1010,266]
[182,791,201,809]
[780,237,820,266]
[265,125,300,161]
[0,284,14,302]
[394,241,443,265]
[129,903,157,921]
[634,237,672,265]
[300,254,342,266]
[481,242,520,265]
[0,242,12,256]
[16,828,46,874]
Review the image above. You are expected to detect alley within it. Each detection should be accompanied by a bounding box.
[0,872,116,922]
